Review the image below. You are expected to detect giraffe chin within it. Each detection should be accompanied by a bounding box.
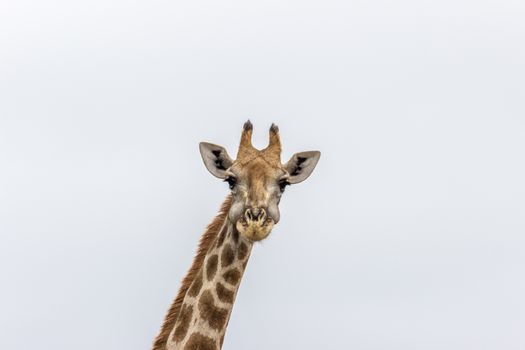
[236,218,275,242]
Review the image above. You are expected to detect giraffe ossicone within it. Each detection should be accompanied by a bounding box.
[152,121,320,350]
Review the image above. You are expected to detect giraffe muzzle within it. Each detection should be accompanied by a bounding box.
[236,207,274,241]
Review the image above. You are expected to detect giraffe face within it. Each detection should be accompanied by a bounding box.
[225,157,285,241]
[199,121,320,242]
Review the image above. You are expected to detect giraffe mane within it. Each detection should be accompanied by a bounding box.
[152,194,233,350]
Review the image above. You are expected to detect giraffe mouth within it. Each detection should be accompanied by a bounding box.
[235,217,275,241]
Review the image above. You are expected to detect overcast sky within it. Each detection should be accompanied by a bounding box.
[1,1,524,349]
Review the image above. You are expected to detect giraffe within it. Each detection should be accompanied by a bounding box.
[152,121,320,350]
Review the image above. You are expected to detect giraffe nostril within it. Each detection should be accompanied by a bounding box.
[245,208,265,221]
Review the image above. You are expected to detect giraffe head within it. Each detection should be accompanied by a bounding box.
[199,121,320,241]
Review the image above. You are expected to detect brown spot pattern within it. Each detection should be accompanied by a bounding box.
[172,303,193,342]
[198,290,229,331]
[183,333,217,350]
[221,244,235,267]
[187,270,203,297]
[206,255,218,281]
[238,242,248,260]
[223,269,241,285]
[216,282,234,304]
[232,228,239,244]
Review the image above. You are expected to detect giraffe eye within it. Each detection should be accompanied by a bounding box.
[225,176,237,190]
[279,179,290,193]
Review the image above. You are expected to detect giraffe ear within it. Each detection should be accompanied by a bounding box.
[199,142,234,179]
[284,151,321,184]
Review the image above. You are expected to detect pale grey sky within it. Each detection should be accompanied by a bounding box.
[1,1,524,349]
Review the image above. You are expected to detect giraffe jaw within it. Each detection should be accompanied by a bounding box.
[236,218,275,241]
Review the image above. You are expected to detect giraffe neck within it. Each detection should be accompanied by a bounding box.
[167,220,253,350]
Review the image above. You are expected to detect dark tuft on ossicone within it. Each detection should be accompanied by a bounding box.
[270,123,279,134]
[243,120,253,131]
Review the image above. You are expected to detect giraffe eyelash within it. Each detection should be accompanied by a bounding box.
[278,179,290,192]
[224,176,237,190]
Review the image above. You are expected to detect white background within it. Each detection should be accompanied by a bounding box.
[1,1,524,349]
